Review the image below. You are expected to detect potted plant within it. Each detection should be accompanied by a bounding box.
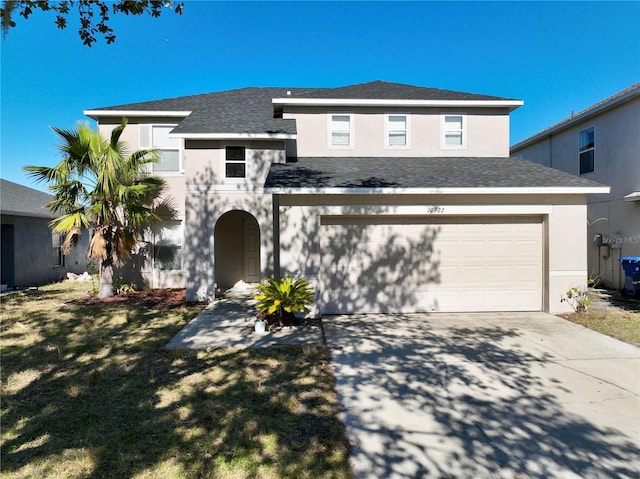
[254,317,268,334]
[253,276,314,328]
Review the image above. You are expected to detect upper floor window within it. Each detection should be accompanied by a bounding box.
[52,232,63,267]
[150,125,181,172]
[329,114,353,148]
[225,146,246,178]
[386,114,410,148]
[579,127,595,174]
[442,114,466,148]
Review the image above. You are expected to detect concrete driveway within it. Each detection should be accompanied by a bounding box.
[324,312,640,479]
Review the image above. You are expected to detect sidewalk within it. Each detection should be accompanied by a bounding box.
[165,285,324,350]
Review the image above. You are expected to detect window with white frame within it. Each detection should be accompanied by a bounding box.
[153,221,182,270]
[329,114,353,148]
[386,114,409,147]
[225,146,246,178]
[579,126,595,174]
[52,232,63,267]
[442,114,466,148]
[150,125,180,172]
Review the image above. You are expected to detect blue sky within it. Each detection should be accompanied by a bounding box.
[1,1,638,190]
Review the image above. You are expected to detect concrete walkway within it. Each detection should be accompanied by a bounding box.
[165,288,323,349]
[324,312,640,479]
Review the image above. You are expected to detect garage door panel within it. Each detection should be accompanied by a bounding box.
[320,215,542,313]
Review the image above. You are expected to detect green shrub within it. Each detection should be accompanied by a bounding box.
[254,276,314,326]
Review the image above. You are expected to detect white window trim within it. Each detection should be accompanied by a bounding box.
[222,144,250,183]
[384,113,411,149]
[578,125,595,175]
[139,124,184,175]
[441,113,467,150]
[327,113,354,149]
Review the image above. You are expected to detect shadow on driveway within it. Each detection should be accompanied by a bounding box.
[325,312,640,479]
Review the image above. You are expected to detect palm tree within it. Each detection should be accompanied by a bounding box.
[24,119,171,298]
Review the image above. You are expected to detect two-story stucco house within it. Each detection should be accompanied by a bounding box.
[511,84,639,291]
[84,81,608,314]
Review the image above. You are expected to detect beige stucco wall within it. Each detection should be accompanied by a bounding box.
[512,96,640,289]
[185,190,275,301]
[278,193,589,315]
[283,106,511,157]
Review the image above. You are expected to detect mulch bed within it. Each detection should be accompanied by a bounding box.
[72,288,207,311]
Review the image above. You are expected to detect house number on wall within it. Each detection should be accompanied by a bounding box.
[427,206,445,214]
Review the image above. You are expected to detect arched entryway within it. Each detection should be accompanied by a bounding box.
[214,210,261,289]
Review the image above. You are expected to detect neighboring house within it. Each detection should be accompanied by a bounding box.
[0,179,89,288]
[511,84,640,291]
[84,81,608,314]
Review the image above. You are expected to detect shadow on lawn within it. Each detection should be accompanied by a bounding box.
[1,287,351,478]
[326,316,640,479]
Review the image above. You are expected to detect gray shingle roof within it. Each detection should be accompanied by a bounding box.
[0,179,55,218]
[88,87,323,136]
[264,157,608,190]
[87,82,518,136]
[289,80,514,101]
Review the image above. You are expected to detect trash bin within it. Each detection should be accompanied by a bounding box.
[619,257,640,295]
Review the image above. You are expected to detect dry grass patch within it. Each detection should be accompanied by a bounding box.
[1,281,352,479]
[560,291,640,346]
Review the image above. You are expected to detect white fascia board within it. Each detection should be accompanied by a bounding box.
[624,191,640,202]
[266,186,611,195]
[170,132,296,140]
[272,98,523,110]
[83,110,191,118]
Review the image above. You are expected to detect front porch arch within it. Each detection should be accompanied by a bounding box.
[214,210,261,289]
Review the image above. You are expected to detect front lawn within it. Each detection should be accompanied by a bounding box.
[560,290,640,347]
[0,281,352,479]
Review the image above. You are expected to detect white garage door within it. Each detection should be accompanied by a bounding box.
[320,215,543,314]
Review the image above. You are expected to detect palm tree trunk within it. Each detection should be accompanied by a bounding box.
[98,261,114,298]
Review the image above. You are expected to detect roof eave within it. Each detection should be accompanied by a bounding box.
[170,132,296,140]
[266,186,611,195]
[83,109,192,119]
[512,85,640,150]
[272,98,523,111]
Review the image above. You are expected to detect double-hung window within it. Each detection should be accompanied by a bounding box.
[153,221,182,270]
[149,125,181,172]
[386,114,409,148]
[225,146,246,178]
[579,127,595,174]
[442,114,466,148]
[329,114,353,148]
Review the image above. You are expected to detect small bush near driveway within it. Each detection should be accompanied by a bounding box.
[0,281,352,479]
[559,290,640,347]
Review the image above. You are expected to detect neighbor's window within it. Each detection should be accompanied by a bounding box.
[329,114,353,148]
[225,146,246,178]
[579,126,595,174]
[52,232,63,267]
[386,114,409,147]
[442,114,465,148]
[151,125,181,172]
[153,221,182,270]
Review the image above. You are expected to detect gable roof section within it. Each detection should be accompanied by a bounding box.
[0,179,55,218]
[85,82,523,137]
[264,157,609,194]
[512,83,640,151]
[272,81,523,110]
[85,87,323,138]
